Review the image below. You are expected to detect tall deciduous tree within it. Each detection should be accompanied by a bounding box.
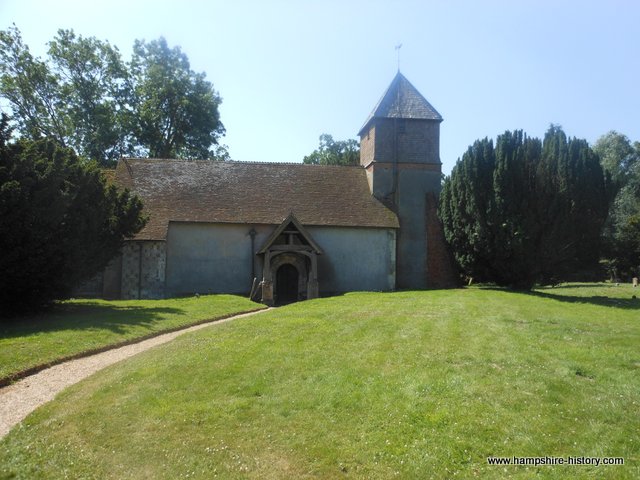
[439,126,608,289]
[0,26,226,164]
[47,29,134,162]
[130,37,225,159]
[0,116,145,314]
[0,26,133,163]
[303,134,359,166]
[594,131,640,278]
[594,131,639,187]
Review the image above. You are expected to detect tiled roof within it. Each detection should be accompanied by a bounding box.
[358,72,442,136]
[115,159,399,240]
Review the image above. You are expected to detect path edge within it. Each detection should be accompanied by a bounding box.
[0,307,269,388]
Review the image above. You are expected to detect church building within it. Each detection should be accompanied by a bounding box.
[86,72,457,305]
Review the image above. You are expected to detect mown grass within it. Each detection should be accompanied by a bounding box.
[0,295,262,382]
[1,285,639,479]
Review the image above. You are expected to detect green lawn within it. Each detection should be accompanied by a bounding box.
[1,284,639,479]
[0,295,263,383]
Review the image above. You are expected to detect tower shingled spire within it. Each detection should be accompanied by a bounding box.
[358,72,442,137]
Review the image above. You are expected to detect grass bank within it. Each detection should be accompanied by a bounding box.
[1,285,639,478]
[0,295,262,383]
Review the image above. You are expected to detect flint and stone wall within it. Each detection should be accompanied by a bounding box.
[121,241,166,299]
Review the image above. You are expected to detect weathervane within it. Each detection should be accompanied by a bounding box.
[395,43,403,72]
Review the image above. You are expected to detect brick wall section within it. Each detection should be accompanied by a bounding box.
[121,241,166,299]
[372,119,395,164]
[425,193,460,288]
[360,125,376,166]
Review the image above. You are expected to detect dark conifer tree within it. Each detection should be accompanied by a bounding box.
[439,126,608,289]
[0,121,146,315]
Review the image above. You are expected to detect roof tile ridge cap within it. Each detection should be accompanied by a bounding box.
[121,158,366,170]
[298,163,365,168]
[226,161,363,168]
[121,157,176,162]
[227,160,307,166]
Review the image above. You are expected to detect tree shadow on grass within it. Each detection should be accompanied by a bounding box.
[0,302,186,338]
[526,290,640,310]
[478,284,640,310]
[536,283,608,290]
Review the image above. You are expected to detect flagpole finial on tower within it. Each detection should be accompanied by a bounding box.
[394,43,403,72]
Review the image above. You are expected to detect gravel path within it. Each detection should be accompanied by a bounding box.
[0,308,270,439]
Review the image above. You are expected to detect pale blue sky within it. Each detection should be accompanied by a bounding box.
[1,0,638,173]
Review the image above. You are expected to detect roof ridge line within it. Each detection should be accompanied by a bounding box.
[120,158,365,168]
